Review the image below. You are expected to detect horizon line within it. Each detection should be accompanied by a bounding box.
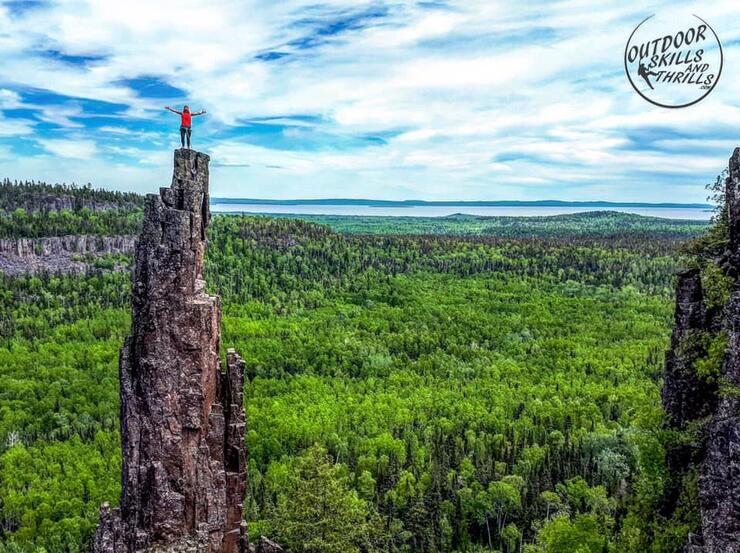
[210,197,713,208]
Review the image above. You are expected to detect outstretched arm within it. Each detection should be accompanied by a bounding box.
[192,109,208,117]
[164,106,182,115]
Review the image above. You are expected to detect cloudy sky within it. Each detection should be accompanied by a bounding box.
[0,0,738,201]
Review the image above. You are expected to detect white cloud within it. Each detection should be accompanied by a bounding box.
[38,138,98,159]
[0,0,738,201]
[0,88,22,108]
[0,113,34,136]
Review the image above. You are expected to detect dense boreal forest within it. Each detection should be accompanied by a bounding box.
[0,179,143,213]
[0,187,716,552]
[246,211,708,239]
[0,180,142,239]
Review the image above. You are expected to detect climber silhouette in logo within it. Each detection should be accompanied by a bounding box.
[165,105,207,149]
[637,62,659,90]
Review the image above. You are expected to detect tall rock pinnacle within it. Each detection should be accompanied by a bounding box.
[94,149,248,553]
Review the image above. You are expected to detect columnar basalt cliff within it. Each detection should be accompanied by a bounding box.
[0,235,135,276]
[664,148,740,553]
[0,193,135,212]
[94,149,248,553]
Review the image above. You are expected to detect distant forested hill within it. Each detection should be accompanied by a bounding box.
[249,210,710,240]
[0,179,144,239]
[0,178,144,214]
[212,197,712,209]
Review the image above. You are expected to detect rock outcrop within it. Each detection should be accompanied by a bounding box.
[699,149,740,553]
[94,149,248,553]
[252,537,283,553]
[662,268,714,430]
[0,235,135,257]
[0,235,135,276]
[1,194,122,212]
[0,182,142,212]
[664,148,740,553]
[662,268,717,520]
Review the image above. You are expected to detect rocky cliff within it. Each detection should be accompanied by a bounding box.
[94,150,249,553]
[1,194,129,212]
[0,177,144,212]
[664,148,740,553]
[662,268,715,431]
[699,149,740,553]
[0,235,135,257]
[0,235,135,276]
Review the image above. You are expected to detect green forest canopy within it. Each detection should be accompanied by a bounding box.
[0,204,711,552]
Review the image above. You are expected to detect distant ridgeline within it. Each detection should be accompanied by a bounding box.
[0,176,711,277]
[0,179,144,275]
[211,197,713,208]
[0,179,144,239]
[255,211,710,240]
[0,175,710,240]
[0,178,144,213]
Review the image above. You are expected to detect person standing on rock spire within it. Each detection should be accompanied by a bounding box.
[164,105,206,149]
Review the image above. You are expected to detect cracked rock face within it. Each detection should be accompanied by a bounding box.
[94,150,248,553]
[1,193,134,213]
[662,268,714,432]
[665,148,740,553]
[662,268,717,520]
[699,148,740,553]
[0,235,135,276]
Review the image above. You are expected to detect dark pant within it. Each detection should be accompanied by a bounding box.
[180,126,192,148]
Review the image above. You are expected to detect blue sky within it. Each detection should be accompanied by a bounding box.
[0,0,738,201]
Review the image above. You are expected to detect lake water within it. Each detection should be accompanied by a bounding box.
[210,203,713,221]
